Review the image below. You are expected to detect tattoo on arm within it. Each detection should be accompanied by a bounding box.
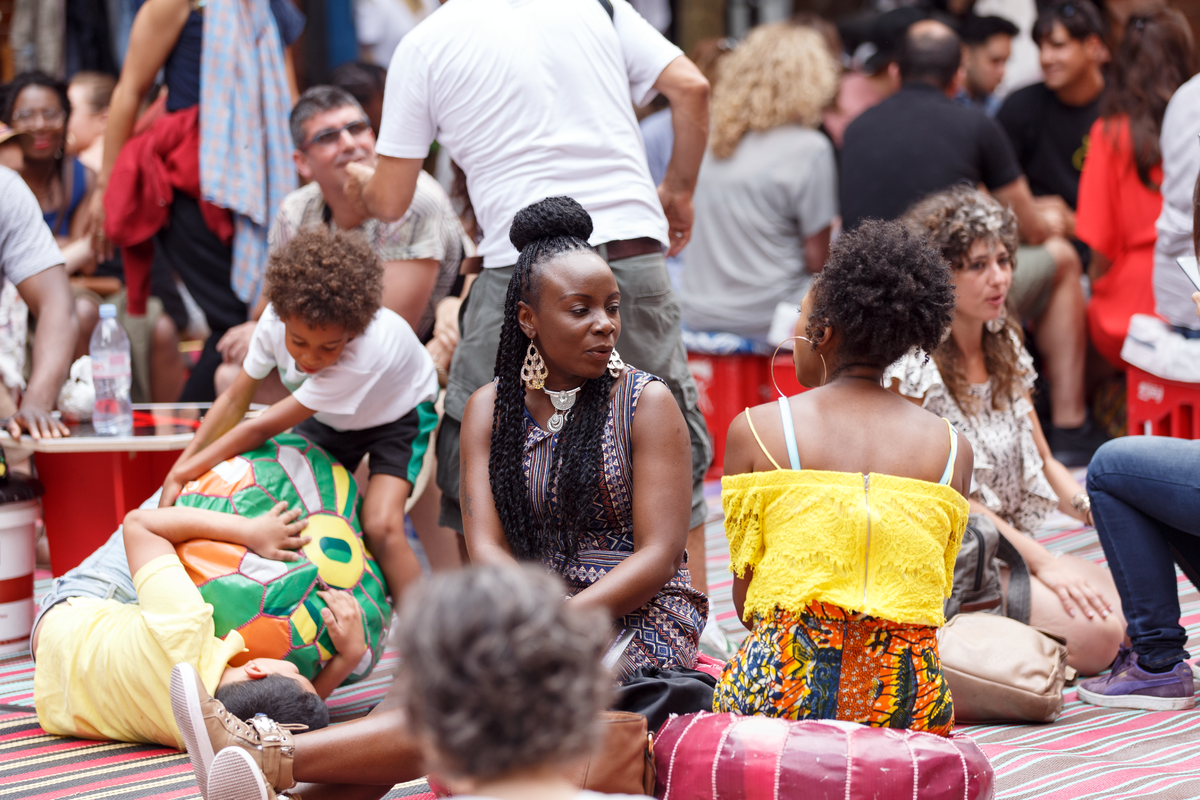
[464,492,474,518]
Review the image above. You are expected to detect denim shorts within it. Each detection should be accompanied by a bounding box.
[31,490,162,648]
[31,530,136,646]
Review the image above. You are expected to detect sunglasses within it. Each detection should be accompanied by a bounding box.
[11,108,66,129]
[302,120,372,150]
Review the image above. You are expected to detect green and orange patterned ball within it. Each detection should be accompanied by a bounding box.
[174,434,390,685]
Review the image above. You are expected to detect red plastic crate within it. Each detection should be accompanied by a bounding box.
[687,352,806,479]
[1127,366,1200,438]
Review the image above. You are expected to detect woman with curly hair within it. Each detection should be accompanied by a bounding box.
[460,196,708,675]
[1076,5,1196,368]
[679,22,841,344]
[713,220,971,734]
[159,227,440,601]
[891,186,1125,675]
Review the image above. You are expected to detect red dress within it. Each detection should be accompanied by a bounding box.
[1076,115,1163,369]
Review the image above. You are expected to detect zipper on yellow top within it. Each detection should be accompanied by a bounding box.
[862,473,871,607]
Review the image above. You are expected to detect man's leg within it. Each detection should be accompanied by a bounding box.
[601,249,712,591]
[199,675,421,800]
[1032,238,1087,429]
[156,192,248,402]
[436,267,515,533]
[1012,241,1103,465]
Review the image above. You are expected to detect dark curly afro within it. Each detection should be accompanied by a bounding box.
[805,219,955,371]
[266,227,382,337]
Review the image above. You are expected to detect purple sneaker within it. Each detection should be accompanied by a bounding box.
[1077,646,1195,711]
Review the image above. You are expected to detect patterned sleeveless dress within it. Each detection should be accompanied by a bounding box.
[524,368,708,674]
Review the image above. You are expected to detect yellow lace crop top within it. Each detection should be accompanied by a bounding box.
[722,402,970,628]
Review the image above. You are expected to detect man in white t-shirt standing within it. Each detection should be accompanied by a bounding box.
[350,0,713,588]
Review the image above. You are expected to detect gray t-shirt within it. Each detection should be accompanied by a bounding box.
[679,125,838,342]
[0,167,64,286]
[1154,73,1200,329]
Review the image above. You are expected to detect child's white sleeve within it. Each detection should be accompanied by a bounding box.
[242,311,280,381]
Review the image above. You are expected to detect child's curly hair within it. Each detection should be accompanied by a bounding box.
[266,227,382,336]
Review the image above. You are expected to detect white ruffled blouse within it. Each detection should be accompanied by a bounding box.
[884,347,1057,533]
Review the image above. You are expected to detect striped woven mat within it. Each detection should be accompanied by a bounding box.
[0,576,430,800]
[702,475,1200,799]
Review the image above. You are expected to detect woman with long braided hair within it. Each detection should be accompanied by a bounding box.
[460,196,707,674]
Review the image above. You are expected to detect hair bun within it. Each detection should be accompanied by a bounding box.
[509,196,594,252]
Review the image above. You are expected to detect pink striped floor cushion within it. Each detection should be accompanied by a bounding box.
[653,712,994,800]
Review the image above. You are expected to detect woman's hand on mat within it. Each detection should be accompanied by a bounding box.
[244,501,311,561]
[1035,557,1111,619]
[319,589,366,659]
[1192,291,1200,322]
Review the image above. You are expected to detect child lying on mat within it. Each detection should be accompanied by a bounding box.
[31,502,364,748]
[159,227,439,602]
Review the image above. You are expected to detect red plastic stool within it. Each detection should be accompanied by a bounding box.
[1126,366,1200,438]
[687,353,807,479]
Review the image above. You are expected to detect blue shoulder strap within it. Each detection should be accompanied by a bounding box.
[939,419,959,485]
[777,396,801,471]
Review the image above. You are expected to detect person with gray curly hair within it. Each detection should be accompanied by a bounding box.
[397,566,634,797]
[888,186,1125,677]
[192,565,649,800]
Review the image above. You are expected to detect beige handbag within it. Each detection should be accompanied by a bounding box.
[938,612,1074,724]
[564,711,656,796]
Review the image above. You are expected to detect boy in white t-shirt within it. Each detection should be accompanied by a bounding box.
[161,227,439,599]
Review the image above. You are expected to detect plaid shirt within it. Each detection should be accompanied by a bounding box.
[199,0,295,306]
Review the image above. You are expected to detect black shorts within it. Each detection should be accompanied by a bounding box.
[295,403,437,484]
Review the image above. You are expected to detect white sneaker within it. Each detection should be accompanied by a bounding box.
[208,747,275,800]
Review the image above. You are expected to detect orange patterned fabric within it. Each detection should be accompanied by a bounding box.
[713,601,954,736]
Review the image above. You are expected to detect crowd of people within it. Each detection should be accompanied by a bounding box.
[7,0,1200,797]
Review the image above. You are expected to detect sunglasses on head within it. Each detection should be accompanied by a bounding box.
[302,119,371,150]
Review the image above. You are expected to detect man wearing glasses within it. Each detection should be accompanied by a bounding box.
[213,86,465,402]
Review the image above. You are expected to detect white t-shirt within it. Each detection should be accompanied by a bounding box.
[0,167,65,286]
[1154,73,1200,329]
[243,304,438,431]
[377,0,680,268]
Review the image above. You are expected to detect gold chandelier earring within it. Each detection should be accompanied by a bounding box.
[607,349,625,378]
[521,342,548,390]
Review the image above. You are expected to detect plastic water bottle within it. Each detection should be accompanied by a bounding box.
[90,304,133,435]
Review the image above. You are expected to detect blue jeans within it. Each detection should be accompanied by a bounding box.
[1087,436,1200,669]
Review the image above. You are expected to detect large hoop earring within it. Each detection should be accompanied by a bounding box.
[772,336,827,397]
[521,342,547,390]
[607,348,625,378]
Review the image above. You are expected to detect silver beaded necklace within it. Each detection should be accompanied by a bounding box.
[543,386,582,433]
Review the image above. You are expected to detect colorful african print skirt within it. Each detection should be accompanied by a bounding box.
[712,601,954,736]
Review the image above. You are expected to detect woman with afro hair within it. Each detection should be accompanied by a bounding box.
[713,219,972,735]
[459,196,708,675]
[891,186,1125,676]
